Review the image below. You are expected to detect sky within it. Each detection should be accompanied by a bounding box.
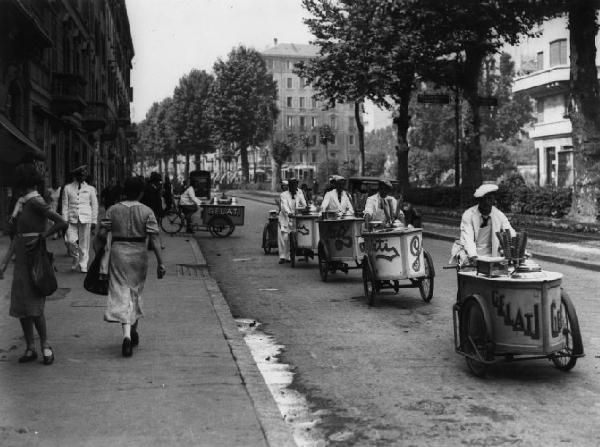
[125,0,313,123]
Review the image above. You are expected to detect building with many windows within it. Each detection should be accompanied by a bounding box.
[0,0,134,226]
[260,41,360,182]
[512,16,600,187]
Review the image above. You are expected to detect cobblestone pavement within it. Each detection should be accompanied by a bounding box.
[197,195,600,447]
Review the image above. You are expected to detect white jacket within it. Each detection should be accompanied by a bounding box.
[363,193,397,222]
[460,205,514,258]
[321,189,354,215]
[278,189,307,231]
[62,181,98,224]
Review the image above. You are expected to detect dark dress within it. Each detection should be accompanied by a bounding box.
[10,194,52,318]
[141,184,164,219]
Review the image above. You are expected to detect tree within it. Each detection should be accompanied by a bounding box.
[170,69,214,179]
[207,46,279,183]
[567,1,600,221]
[271,140,293,188]
[318,124,335,180]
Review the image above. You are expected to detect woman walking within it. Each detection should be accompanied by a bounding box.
[98,177,165,357]
[0,164,67,364]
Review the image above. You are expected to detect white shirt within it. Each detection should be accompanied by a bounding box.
[460,205,514,258]
[363,193,397,223]
[278,189,307,230]
[62,181,98,224]
[179,186,202,206]
[320,189,354,215]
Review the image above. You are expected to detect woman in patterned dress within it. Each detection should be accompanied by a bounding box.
[98,177,165,357]
[0,164,67,365]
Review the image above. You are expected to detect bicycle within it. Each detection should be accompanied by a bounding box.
[160,197,238,238]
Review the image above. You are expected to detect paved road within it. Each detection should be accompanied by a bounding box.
[195,196,600,446]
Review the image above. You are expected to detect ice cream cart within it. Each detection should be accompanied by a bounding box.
[361,227,435,305]
[317,215,365,281]
[289,213,320,267]
[451,263,584,377]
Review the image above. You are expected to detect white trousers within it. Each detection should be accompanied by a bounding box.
[66,222,91,271]
[278,225,290,261]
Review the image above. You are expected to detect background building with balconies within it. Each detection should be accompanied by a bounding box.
[260,41,360,183]
[0,0,134,228]
[512,16,600,187]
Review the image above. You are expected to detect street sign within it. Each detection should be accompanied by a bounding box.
[417,94,450,104]
[477,96,498,107]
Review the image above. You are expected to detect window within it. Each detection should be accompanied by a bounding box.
[311,134,317,145]
[286,116,293,128]
[287,60,294,70]
[330,116,336,129]
[550,39,567,67]
[536,99,544,123]
[331,134,336,145]
[266,59,273,69]
[299,116,306,130]
[349,135,355,145]
[311,117,317,128]
[286,77,293,88]
[286,96,293,107]
[311,152,317,163]
[299,78,306,89]
[536,51,544,71]
[299,97,305,108]
[330,152,337,158]
[312,98,317,108]
[557,147,573,187]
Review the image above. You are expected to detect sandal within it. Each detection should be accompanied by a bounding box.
[42,347,54,365]
[18,349,37,363]
[122,337,132,357]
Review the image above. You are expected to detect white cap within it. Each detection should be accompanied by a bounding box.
[281,180,289,185]
[473,183,498,198]
[331,175,345,181]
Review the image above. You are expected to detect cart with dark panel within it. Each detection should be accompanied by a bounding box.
[317,216,365,281]
[288,213,320,267]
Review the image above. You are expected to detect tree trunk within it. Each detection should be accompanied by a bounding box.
[569,0,600,222]
[172,153,179,183]
[240,142,250,183]
[355,101,365,176]
[459,46,486,205]
[324,143,330,181]
[393,78,413,193]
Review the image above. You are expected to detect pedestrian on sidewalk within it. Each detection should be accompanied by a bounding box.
[141,172,166,250]
[0,163,67,365]
[62,165,99,273]
[97,177,166,357]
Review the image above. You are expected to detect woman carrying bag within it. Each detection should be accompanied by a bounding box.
[0,164,67,365]
[96,177,165,357]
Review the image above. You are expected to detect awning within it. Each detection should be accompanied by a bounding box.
[0,113,46,164]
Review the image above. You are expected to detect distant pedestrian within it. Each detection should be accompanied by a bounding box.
[62,165,98,273]
[97,177,165,357]
[48,180,61,239]
[179,178,201,233]
[278,178,307,264]
[0,163,67,365]
[141,172,166,249]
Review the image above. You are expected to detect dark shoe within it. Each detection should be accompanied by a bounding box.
[18,349,37,363]
[42,347,54,365]
[122,337,132,357]
[278,259,286,264]
[131,327,139,347]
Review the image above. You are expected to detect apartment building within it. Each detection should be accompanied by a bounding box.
[260,41,360,182]
[0,0,134,225]
[512,16,600,187]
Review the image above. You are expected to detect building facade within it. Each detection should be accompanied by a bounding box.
[512,16,600,187]
[260,41,360,182]
[0,0,134,226]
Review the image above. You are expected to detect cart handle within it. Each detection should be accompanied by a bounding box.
[444,264,459,270]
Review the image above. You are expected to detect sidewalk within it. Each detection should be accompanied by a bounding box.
[0,234,295,446]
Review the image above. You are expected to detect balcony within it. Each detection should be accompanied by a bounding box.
[82,101,109,132]
[513,66,570,96]
[51,72,86,115]
[117,103,131,127]
[529,119,572,140]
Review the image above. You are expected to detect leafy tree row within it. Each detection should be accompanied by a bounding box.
[137,46,278,184]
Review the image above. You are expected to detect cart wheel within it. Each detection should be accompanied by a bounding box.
[362,256,377,306]
[461,298,490,377]
[318,241,328,281]
[418,250,435,302]
[208,216,235,238]
[262,225,271,254]
[289,232,297,268]
[161,211,183,234]
[551,290,583,371]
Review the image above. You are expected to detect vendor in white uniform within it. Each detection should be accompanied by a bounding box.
[451,183,515,266]
[278,178,307,264]
[363,179,397,227]
[320,175,354,216]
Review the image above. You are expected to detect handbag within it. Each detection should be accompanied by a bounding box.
[84,248,109,295]
[27,237,58,296]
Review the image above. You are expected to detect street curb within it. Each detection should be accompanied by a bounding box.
[423,230,600,272]
[188,238,297,447]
